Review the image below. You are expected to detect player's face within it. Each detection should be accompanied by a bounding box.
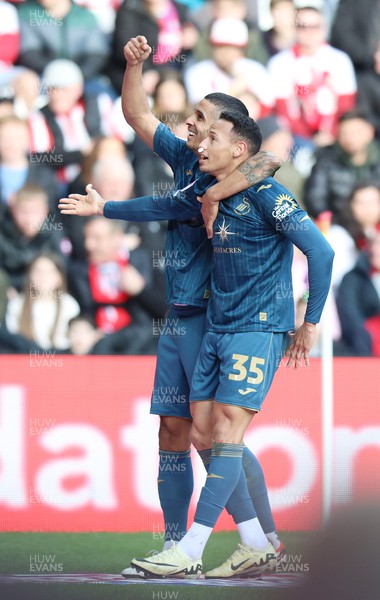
[185,100,220,152]
[197,119,238,179]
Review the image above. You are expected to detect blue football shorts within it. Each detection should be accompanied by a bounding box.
[190,330,289,412]
[150,307,207,419]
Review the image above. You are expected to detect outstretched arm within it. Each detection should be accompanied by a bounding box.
[58,183,201,222]
[200,151,281,238]
[121,36,160,149]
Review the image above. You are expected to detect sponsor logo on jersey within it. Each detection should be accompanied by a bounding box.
[238,388,257,395]
[233,197,251,215]
[257,183,272,193]
[214,218,242,252]
[216,218,238,243]
[214,247,242,254]
[259,312,267,321]
[272,194,298,221]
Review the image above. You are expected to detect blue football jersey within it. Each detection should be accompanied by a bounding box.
[105,176,334,333]
[208,178,334,332]
[152,123,213,307]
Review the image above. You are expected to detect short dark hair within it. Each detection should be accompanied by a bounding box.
[296,6,322,16]
[349,181,380,202]
[219,110,262,155]
[68,314,96,329]
[205,93,249,117]
[338,109,375,126]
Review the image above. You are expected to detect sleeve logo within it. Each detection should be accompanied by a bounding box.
[272,193,298,221]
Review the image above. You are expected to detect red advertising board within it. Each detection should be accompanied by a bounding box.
[0,356,379,532]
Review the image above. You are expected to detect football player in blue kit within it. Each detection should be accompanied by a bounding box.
[59,34,285,576]
[59,111,334,578]
[126,112,334,578]
[122,36,287,572]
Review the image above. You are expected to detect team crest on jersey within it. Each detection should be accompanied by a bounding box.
[186,169,192,176]
[234,197,251,215]
[272,194,298,221]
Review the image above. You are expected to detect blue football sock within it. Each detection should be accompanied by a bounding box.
[198,447,256,524]
[195,443,256,528]
[197,448,211,471]
[157,449,193,542]
[242,446,276,533]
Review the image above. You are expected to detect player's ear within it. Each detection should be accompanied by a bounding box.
[233,141,247,158]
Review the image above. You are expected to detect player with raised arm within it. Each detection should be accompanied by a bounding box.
[59,112,334,577]
[59,35,284,577]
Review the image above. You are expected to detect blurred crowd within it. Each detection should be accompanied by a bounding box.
[0,0,379,357]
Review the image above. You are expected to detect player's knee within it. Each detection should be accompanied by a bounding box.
[211,420,240,444]
[190,425,211,451]
[159,417,191,451]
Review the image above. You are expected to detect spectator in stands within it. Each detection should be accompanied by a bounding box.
[258,114,304,204]
[71,0,123,36]
[17,0,109,82]
[109,0,194,95]
[330,0,380,77]
[67,313,103,354]
[91,158,135,205]
[68,216,158,354]
[304,111,380,223]
[184,18,274,115]
[0,115,59,214]
[5,252,80,351]
[268,5,356,148]
[262,0,296,58]
[87,160,167,321]
[235,90,261,120]
[0,0,40,115]
[337,232,380,356]
[64,154,136,263]
[326,182,380,292]
[152,70,190,125]
[190,0,268,65]
[0,184,65,291]
[341,183,380,251]
[68,137,129,197]
[67,311,160,355]
[0,1,19,81]
[28,59,116,188]
[330,0,380,131]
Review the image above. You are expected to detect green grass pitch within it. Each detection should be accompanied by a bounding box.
[0,531,315,600]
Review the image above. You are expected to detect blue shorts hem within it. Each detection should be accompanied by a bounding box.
[214,397,261,412]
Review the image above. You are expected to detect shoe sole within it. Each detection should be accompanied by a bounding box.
[131,562,203,579]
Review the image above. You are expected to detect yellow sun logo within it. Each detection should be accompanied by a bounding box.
[275,194,298,209]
